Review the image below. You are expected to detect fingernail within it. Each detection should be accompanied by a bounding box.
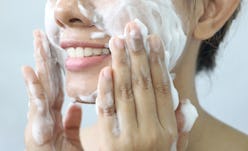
[103,68,112,80]
[149,36,161,52]
[114,38,124,49]
[125,23,143,51]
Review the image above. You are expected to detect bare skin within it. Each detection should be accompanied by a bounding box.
[22,0,248,151]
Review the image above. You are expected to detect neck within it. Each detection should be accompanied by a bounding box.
[173,38,200,108]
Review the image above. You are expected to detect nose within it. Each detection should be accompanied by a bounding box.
[54,0,92,28]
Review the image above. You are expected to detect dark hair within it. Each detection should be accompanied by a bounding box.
[196,5,241,73]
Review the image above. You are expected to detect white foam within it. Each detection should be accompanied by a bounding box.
[28,84,54,145]
[170,139,177,151]
[95,91,114,115]
[78,89,98,103]
[32,113,54,145]
[44,0,187,102]
[180,99,198,132]
[90,32,106,39]
[84,0,187,70]
[170,78,179,111]
[112,114,121,136]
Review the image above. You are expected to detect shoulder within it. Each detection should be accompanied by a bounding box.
[188,111,248,151]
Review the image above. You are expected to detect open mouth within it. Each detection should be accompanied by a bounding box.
[61,41,111,71]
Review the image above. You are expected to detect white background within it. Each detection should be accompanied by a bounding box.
[0,1,247,150]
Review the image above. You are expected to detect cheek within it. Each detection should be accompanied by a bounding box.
[45,1,60,44]
[173,1,194,35]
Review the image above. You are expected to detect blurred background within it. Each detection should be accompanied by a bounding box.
[0,1,247,150]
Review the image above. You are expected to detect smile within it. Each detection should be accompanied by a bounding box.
[66,47,110,58]
[61,41,111,71]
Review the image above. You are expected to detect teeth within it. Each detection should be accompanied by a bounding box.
[84,48,93,57]
[76,47,84,57]
[102,48,110,55]
[66,47,110,58]
[93,48,102,55]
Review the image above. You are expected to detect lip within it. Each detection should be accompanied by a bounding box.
[61,41,108,49]
[61,41,111,72]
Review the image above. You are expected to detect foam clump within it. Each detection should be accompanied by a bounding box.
[86,0,187,70]
[181,99,199,132]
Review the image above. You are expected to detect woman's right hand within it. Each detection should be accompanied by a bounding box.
[22,30,83,151]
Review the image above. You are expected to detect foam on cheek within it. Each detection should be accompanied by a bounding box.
[90,32,106,39]
[81,0,187,71]
[45,1,64,69]
[77,0,186,102]
[180,99,198,132]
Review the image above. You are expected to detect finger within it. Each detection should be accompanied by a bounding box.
[148,35,177,129]
[33,30,63,111]
[175,99,198,151]
[110,37,137,132]
[22,66,54,145]
[22,66,47,118]
[125,21,157,126]
[96,67,118,137]
[33,30,51,92]
[64,103,82,144]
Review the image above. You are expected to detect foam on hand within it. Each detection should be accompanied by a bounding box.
[28,83,54,145]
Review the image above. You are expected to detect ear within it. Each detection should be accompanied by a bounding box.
[194,0,240,40]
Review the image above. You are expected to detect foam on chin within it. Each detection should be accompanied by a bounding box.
[44,0,187,103]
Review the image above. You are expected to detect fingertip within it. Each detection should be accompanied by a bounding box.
[148,35,162,53]
[109,36,125,51]
[98,67,113,84]
[103,66,112,80]
[64,102,83,129]
[21,66,37,84]
[33,29,40,37]
[68,102,82,112]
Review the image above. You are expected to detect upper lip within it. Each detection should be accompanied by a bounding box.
[60,41,107,50]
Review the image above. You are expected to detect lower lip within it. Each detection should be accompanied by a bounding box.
[65,55,111,71]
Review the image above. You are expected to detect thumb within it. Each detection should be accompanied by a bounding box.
[64,103,83,142]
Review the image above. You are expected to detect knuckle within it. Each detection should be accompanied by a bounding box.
[115,53,128,66]
[132,74,152,90]
[98,105,115,117]
[141,129,160,149]
[118,83,133,99]
[150,51,164,64]
[154,82,171,96]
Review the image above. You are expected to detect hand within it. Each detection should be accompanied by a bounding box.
[22,30,83,151]
[95,21,197,151]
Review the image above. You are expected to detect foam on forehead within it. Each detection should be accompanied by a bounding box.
[78,0,187,70]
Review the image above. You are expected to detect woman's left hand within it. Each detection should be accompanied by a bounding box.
[95,21,193,151]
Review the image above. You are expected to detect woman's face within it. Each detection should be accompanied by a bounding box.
[45,0,192,102]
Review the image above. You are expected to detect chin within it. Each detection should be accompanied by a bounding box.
[65,56,111,103]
